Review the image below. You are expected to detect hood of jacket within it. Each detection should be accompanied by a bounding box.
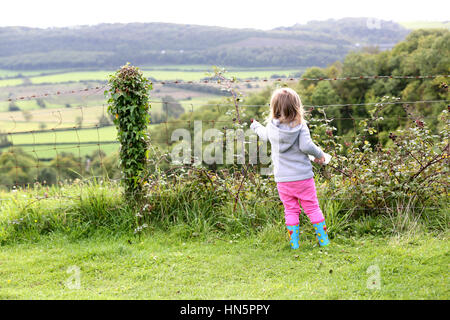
[267,119,302,153]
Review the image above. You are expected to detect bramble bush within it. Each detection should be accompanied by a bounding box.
[308,98,449,217]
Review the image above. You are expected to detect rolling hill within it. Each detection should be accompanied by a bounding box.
[0,18,410,70]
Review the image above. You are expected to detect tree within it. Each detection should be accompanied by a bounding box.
[36,98,46,109]
[291,29,449,136]
[75,116,83,128]
[49,152,82,181]
[22,77,32,85]
[22,110,33,122]
[161,95,185,120]
[97,114,111,127]
[0,131,12,148]
[8,102,20,112]
[0,148,37,187]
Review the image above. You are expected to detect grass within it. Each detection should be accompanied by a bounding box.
[30,71,112,84]
[0,67,304,87]
[0,120,181,158]
[0,78,24,87]
[0,105,110,127]
[27,69,300,84]
[0,95,224,158]
[0,100,67,112]
[5,126,117,145]
[141,65,304,72]
[0,94,223,126]
[0,179,448,299]
[142,64,215,71]
[0,69,71,78]
[0,229,448,299]
[3,142,120,159]
[0,125,119,158]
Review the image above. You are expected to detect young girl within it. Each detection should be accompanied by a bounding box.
[250,87,330,249]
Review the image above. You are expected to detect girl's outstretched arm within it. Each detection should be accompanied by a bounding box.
[250,119,268,141]
[299,124,324,159]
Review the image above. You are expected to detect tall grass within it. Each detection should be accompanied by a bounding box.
[0,176,448,245]
[0,181,133,243]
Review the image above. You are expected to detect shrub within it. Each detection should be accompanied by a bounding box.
[8,102,20,112]
[106,63,152,198]
[309,99,449,217]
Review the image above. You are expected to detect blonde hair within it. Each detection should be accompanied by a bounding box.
[269,87,305,127]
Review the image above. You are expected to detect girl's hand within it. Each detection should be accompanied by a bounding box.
[314,156,325,164]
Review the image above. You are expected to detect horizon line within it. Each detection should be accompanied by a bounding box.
[2,17,447,30]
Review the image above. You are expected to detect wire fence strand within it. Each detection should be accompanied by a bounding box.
[1,75,449,213]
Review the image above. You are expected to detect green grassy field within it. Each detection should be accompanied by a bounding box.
[4,141,119,159]
[0,105,110,125]
[0,64,289,160]
[0,66,304,87]
[0,95,218,132]
[5,124,117,143]
[0,230,448,299]
[0,95,217,128]
[0,100,86,113]
[0,176,447,300]
[0,78,24,87]
[0,119,181,158]
[0,69,70,78]
[0,92,227,159]
[141,65,303,72]
[30,71,112,85]
[1,125,118,158]
[26,68,302,85]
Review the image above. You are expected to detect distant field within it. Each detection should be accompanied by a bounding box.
[0,100,79,113]
[0,78,24,87]
[2,125,118,158]
[0,118,183,158]
[3,141,120,159]
[0,64,285,159]
[140,65,299,71]
[0,66,305,87]
[27,68,303,85]
[0,120,179,158]
[6,126,116,145]
[0,106,108,128]
[0,96,106,113]
[0,93,225,160]
[30,71,112,85]
[0,94,221,126]
[0,69,70,78]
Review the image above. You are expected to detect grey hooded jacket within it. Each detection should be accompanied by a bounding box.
[250,119,324,182]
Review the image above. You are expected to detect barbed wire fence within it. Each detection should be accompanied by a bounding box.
[0,74,448,215]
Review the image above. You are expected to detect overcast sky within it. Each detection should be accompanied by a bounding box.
[2,0,448,29]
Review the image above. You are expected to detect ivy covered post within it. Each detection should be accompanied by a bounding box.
[106,63,152,199]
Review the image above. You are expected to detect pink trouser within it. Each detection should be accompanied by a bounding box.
[277,178,324,226]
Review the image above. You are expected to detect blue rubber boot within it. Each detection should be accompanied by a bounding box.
[313,221,330,246]
[286,225,300,249]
